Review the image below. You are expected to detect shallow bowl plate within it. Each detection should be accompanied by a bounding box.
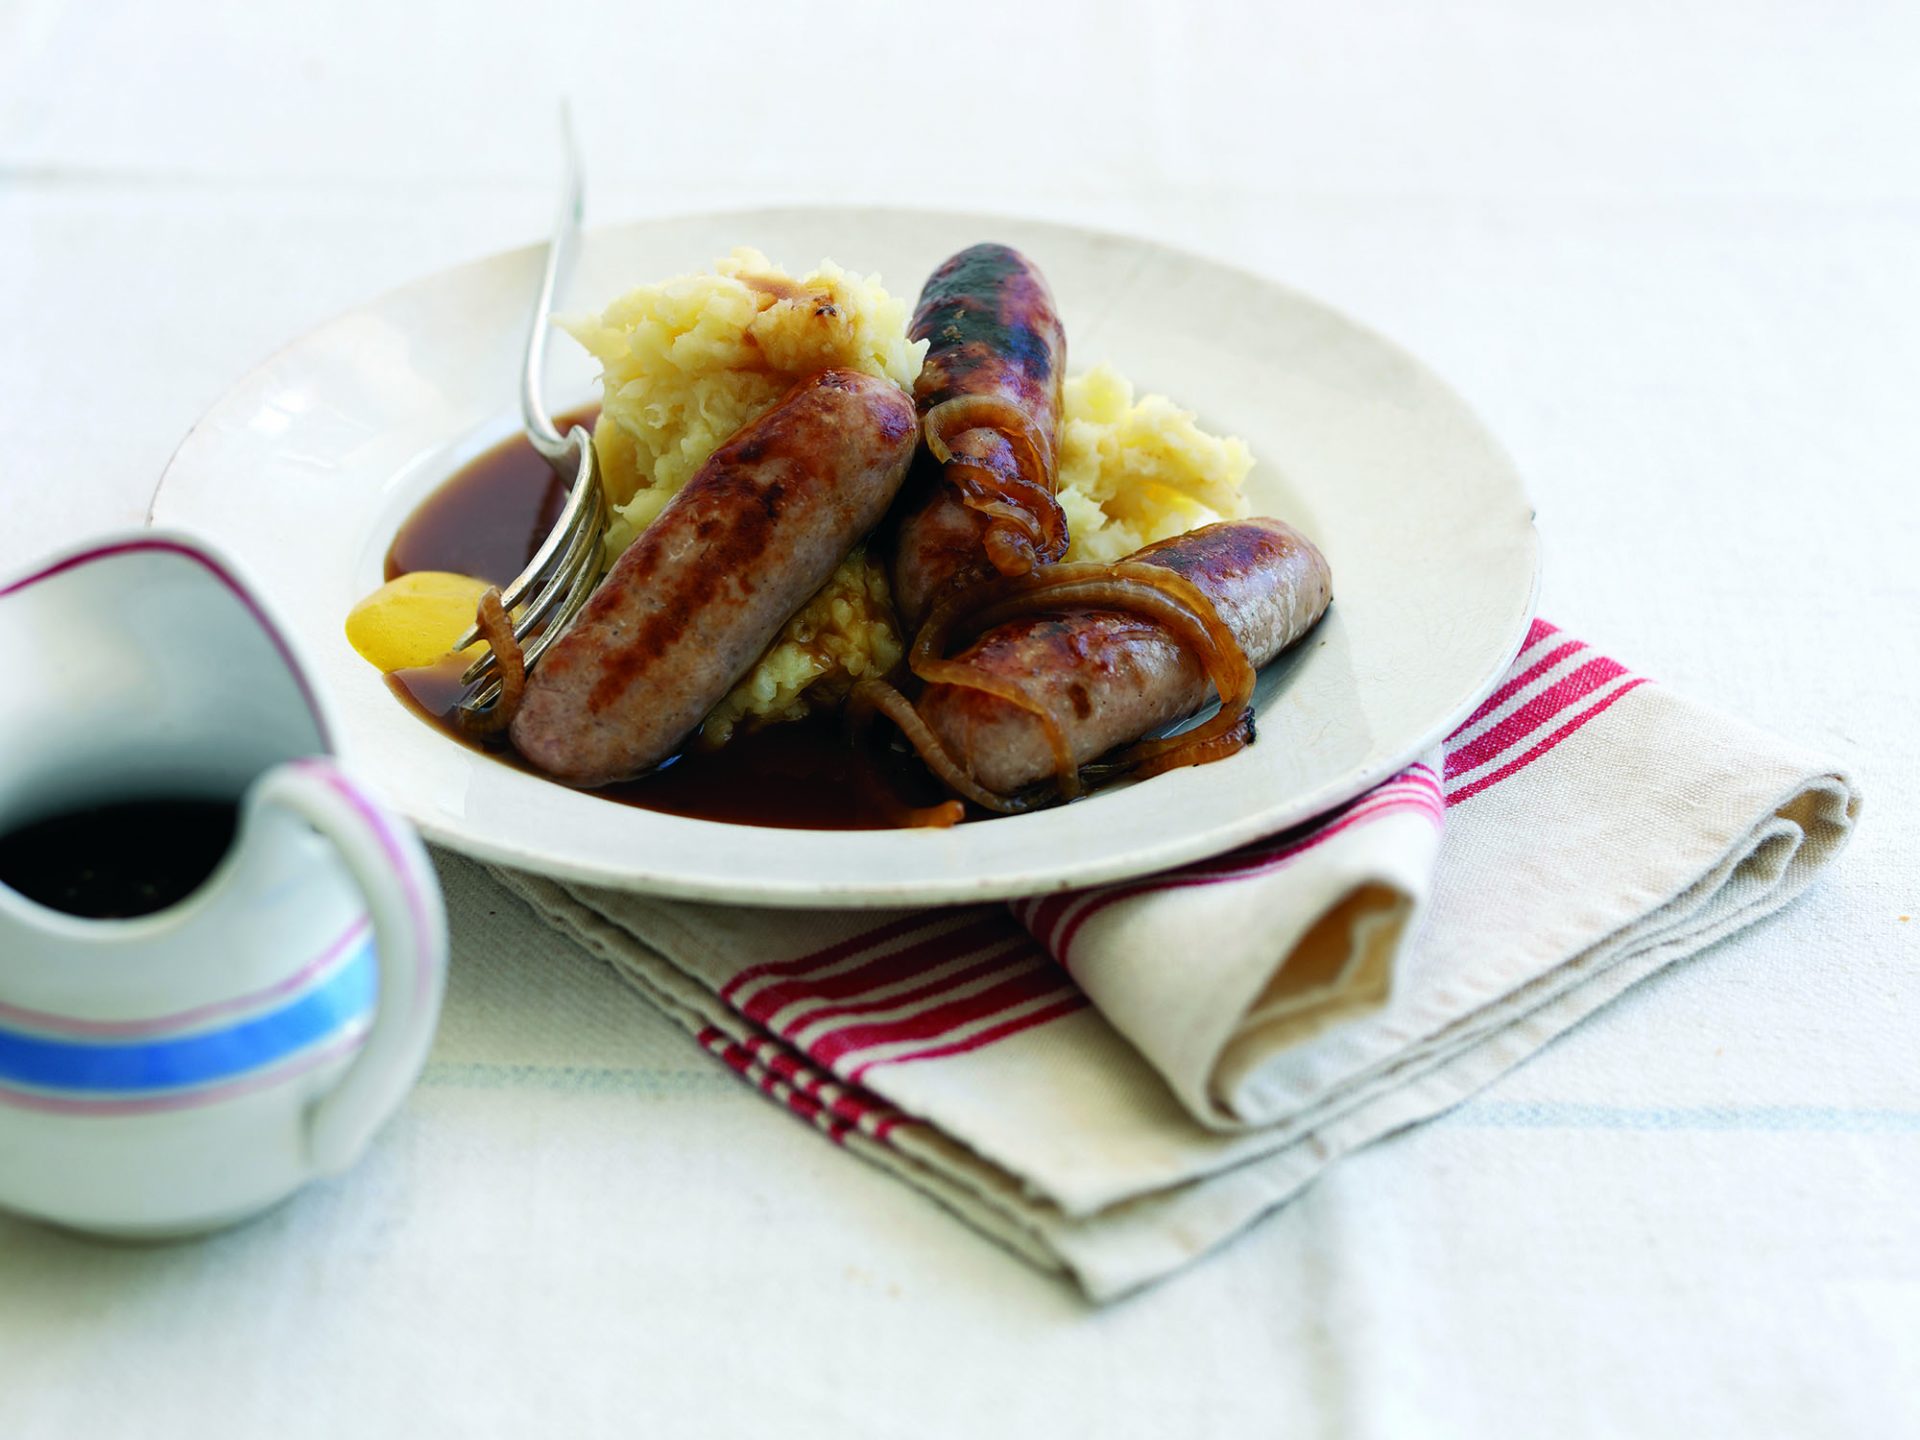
[151,208,1538,907]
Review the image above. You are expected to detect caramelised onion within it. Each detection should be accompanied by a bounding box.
[458,586,525,737]
[923,394,1053,477]
[845,679,1012,823]
[888,560,1258,812]
[912,582,1080,800]
[921,394,1067,575]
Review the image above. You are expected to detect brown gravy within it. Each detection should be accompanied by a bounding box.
[385,422,577,585]
[383,413,947,830]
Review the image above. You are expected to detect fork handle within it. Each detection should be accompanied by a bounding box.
[521,101,585,471]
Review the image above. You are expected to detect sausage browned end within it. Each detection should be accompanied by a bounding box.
[511,369,918,786]
[889,243,1069,628]
[916,516,1332,795]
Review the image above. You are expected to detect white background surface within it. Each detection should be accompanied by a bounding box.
[2,2,1916,1435]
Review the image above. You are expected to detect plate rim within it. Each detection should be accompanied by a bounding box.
[149,204,1540,907]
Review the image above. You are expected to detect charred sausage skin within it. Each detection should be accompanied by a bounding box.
[511,369,918,786]
[889,243,1069,627]
[917,517,1332,795]
[911,242,1066,415]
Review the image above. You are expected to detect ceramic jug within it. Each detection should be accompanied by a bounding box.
[0,530,447,1236]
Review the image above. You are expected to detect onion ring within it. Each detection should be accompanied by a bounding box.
[845,679,1033,820]
[921,394,1067,574]
[457,587,525,738]
[922,394,1054,479]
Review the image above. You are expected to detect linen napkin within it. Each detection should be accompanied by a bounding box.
[490,619,1858,1300]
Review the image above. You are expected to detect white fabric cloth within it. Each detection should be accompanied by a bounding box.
[491,621,1858,1299]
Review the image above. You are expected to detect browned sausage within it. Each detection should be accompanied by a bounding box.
[511,369,918,785]
[888,243,1069,628]
[916,517,1332,795]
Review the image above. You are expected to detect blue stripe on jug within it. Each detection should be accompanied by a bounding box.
[0,936,376,1094]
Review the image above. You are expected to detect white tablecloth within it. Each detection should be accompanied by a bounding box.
[3,2,1916,1433]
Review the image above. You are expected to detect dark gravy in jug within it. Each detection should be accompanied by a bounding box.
[0,799,238,920]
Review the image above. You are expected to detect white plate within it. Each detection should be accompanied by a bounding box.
[150,208,1538,907]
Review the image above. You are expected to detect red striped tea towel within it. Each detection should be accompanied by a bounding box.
[490,621,1859,1299]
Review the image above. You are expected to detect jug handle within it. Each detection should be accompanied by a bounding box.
[251,759,449,1176]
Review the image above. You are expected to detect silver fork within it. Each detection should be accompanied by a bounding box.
[451,106,607,720]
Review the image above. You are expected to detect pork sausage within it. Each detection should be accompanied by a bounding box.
[889,243,1069,628]
[916,517,1332,795]
[511,369,918,785]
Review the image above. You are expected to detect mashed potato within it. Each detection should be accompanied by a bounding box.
[696,544,901,749]
[562,247,927,558]
[1055,363,1253,564]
